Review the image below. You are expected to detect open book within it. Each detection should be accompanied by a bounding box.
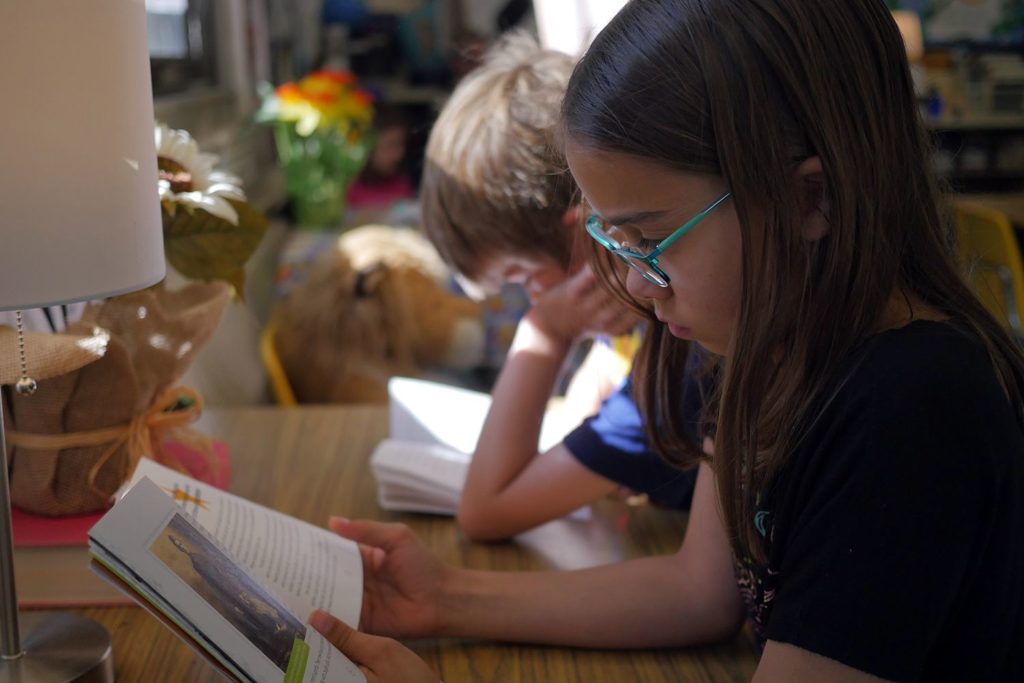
[88,458,366,683]
[369,377,577,515]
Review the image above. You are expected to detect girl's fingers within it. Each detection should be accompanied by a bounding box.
[310,610,358,648]
[309,611,383,664]
[311,610,439,683]
[329,517,411,552]
[349,542,388,573]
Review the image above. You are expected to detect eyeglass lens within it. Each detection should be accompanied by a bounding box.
[617,254,667,286]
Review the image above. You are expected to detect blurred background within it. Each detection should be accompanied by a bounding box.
[39,0,1024,405]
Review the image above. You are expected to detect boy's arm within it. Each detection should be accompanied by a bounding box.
[457,310,618,541]
[458,268,634,541]
[458,442,619,541]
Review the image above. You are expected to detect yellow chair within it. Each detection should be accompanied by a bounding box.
[260,323,297,406]
[954,201,1024,342]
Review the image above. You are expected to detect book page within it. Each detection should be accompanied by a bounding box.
[371,440,469,490]
[379,378,588,520]
[90,478,364,683]
[370,439,466,514]
[127,459,362,628]
[388,376,576,453]
[388,377,491,453]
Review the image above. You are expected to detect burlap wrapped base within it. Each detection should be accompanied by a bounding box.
[2,281,230,516]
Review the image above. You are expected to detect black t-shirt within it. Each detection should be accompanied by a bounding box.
[735,321,1024,682]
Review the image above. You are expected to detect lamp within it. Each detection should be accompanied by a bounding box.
[0,1,164,681]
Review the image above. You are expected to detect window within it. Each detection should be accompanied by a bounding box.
[146,0,217,95]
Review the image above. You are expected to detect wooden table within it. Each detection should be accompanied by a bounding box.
[69,405,759,682]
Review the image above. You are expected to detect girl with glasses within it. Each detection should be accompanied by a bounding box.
[310,2,1024,680]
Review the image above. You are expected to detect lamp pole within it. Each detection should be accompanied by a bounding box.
[0,395,21,658]
[0,380,114,682]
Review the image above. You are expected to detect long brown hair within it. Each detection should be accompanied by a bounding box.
[563,0,1024,561]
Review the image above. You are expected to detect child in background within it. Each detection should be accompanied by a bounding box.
[417,32,705,542]
[346,103,415,212]
[309,1,1024,680]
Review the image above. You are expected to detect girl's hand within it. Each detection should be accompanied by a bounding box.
[527,265,638,343]
[309,610,438,683]
[328,518,450,638]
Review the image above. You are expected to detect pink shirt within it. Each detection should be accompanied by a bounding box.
[346,175,415,210]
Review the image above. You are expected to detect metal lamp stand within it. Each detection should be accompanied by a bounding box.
[0,393,114,683]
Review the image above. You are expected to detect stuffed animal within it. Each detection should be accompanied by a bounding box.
[272,225,485,403]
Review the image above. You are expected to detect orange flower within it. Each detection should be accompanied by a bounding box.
[352,90,374,107]
[308,69,356,86]
[275,83,303,100]
[258,69,374,138]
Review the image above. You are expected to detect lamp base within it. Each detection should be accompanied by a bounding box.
[0,612,112,683]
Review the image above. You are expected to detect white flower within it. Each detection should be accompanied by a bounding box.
[155,123,247,225]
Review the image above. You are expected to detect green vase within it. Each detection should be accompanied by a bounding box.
[274,123,372,230]
[291,171,347,229]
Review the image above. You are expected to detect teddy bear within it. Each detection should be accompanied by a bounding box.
[271,225,486,403]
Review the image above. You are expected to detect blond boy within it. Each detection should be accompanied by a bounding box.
[420,33,699,541]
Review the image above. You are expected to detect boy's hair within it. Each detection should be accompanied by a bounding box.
[420,32,577,282]
[563,0,1024,561]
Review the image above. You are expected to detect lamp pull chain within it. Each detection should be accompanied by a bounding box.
[14,311,37,396]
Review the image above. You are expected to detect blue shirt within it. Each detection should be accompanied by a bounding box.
[561,348,707,509]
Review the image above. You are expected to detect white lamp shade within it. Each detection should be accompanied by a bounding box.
[0,0,165,312]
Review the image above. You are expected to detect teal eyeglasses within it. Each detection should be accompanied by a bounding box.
[585,191,732,287]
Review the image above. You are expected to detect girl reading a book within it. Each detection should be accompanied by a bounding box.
[309,1,1024,680]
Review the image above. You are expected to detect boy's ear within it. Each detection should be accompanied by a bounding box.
[452,271,488,302]
[563,205,589,269]
[561,205,582,228]
[354,262,388,298]
[796,156,830,241]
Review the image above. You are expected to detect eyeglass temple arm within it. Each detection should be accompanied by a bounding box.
[649,191,732,259]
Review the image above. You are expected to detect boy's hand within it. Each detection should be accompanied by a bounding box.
[526,265,639,343]
[328,517,450,639]
[309,610,438,683]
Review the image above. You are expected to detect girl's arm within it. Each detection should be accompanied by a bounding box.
[458,268,633,541]
[446,462,743,646]
[333,462,743,646]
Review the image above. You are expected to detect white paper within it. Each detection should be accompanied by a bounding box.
[387,376,574,453]
[369,439,465,514]
[375,377,587,520]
